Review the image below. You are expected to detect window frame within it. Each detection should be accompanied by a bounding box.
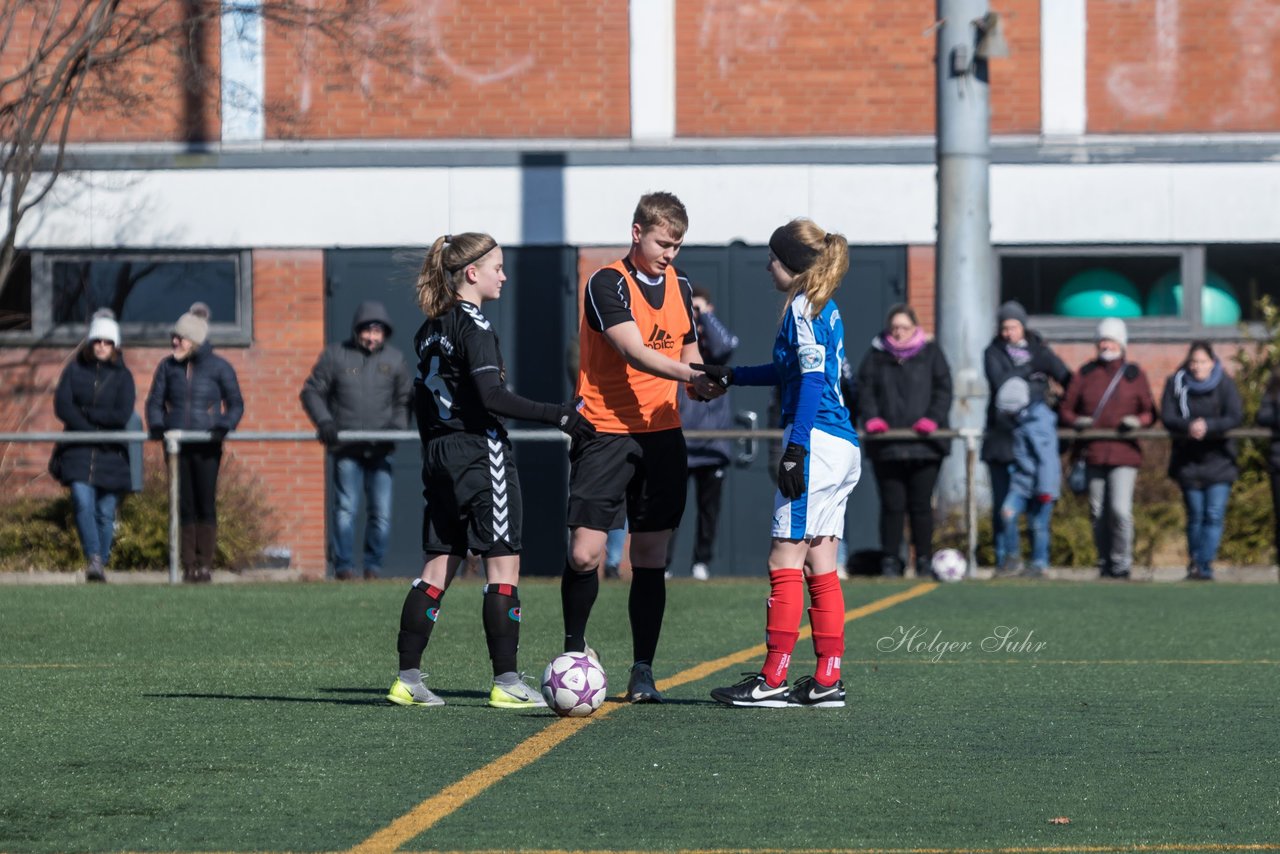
[0,249,253,347]
[993,243,1257,342]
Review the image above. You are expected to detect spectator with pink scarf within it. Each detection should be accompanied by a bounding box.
[855,304,953,577]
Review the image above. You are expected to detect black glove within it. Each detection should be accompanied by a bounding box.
[777,442,808,500]
[691,363,734,388]
[208,425,229,443]
[557,400,596,443]
[148,425,165,441]
[317,422,340,446]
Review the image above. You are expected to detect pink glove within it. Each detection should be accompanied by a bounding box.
[864,417,890,434]
[912,417,938,434]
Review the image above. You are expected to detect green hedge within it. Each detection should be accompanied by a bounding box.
[0,455,279,572]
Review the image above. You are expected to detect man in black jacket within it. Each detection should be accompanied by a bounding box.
[301,301,412,580]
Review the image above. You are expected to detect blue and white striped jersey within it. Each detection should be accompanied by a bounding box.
[775,294,858,446]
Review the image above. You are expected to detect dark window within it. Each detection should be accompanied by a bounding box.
[1205,244,1280,323]
[51,258,237,325]
[0,252,32,332]
[0,251,250,346]
[1000,253,1182,319]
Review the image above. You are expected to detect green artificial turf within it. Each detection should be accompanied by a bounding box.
[1,580,1277,853]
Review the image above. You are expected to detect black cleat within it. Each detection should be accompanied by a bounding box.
[710,673,791,708]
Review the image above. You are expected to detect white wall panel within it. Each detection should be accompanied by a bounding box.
[12,161,1280,250]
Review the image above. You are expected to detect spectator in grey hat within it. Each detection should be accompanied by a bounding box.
[982,300,1071,575]
[301,300,412,580]
[145,302,244,583]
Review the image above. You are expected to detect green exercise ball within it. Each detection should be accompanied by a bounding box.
[1145,270,1241,325]
[1053,269,1143,318]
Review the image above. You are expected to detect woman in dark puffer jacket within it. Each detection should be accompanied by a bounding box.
[52,309,136,582]
[1160,340,1242,581]
[145,303,244,582]
[856,304,953,578]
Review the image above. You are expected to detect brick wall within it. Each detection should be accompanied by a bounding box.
[907,245,937,335]
[1088,0,1280,133]
[262,0,631,139]
[0,2,223,144]
[675,0,1041,137]
[0,250,328,576]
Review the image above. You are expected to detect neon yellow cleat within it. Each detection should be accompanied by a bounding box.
[488,676,548,710]
[386,677,444,707]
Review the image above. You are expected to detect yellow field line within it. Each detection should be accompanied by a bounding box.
[349,582,938,854]
[399,844,1280,854]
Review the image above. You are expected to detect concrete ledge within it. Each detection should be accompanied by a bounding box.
[0,568,308,585]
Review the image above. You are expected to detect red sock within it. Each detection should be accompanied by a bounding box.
[762,568,803,687]
[806,571,845,686]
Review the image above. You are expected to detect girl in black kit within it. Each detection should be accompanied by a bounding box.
[387,232,595,709]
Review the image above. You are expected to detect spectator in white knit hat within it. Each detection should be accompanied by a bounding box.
[145,302,243,582]
[1060,317,1157,580]
[51,309,136,582]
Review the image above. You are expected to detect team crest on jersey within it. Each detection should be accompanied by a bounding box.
[798,344,825,370]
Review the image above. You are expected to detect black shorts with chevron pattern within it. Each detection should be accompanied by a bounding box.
[421,430,522,557]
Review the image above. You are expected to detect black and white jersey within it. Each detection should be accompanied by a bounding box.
[583,257,699,345]
[413,301,506,440]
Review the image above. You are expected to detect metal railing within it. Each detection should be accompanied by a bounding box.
[3,426,1273,583]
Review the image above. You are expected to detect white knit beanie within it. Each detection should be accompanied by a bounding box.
[1096,317,1128,349]
[87,308,121,347]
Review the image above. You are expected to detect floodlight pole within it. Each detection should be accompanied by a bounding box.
[935,0,998,538]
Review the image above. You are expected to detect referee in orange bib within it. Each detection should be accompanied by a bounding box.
[563,191,725,703]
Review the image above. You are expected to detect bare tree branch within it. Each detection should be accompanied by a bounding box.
[0,0,433,325]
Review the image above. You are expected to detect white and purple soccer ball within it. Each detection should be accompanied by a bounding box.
[931,548,968,583]
[541,652,607,717]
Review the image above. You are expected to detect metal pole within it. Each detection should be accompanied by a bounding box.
[935,0,998,516]
[965,429,979,576]
[166,432,181,585]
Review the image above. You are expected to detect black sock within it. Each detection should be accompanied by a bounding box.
[482,583,520,677]
[561,560,598,653]
[629,565,667,666]
[396,580,444,671]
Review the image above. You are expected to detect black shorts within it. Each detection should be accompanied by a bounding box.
[567,428,687,533]
[422,431,521,558]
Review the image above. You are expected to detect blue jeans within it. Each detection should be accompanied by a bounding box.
[988,463,1012,566]
[605,524,627,570]
[999,490,1054,569]
[70,481,119,565]
[1182,481,1231,569]
[332,454,393,573]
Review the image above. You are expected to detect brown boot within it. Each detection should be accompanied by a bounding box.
[181,524,198,583]
[194,522,217,583]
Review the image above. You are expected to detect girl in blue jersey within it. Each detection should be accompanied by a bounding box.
[696,218,860,708]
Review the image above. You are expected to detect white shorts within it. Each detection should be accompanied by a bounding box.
[772,426,861,540]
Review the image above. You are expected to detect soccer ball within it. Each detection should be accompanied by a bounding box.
[931,548,968,583]
[541,652,607,717]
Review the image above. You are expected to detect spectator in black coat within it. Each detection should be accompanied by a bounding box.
[981,300,1071,570]
[1254,366,1280,567]
[145,303,244,583]
[856,304,953,578]
[52,310,136,582]
[301,301,412,580]
[672,288,739,580]
[1160,341,1242,581]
